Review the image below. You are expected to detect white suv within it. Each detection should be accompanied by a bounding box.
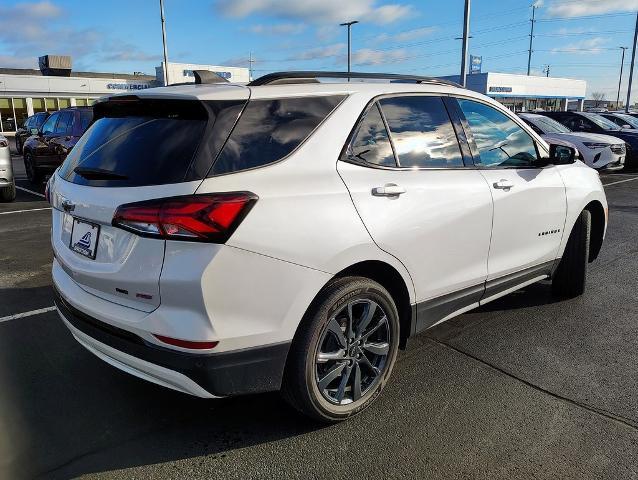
[49,72,608,422]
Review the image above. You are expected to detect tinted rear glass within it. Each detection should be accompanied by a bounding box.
[210,95,345,176]
[59,98,246,187]
[79,110,93,132]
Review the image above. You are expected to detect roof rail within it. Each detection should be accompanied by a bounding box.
[248,71,462,88]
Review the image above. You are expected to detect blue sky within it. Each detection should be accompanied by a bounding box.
[1,0,638,97]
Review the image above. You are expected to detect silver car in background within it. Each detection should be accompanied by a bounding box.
[0,134,16,202]
[519,113,625,171]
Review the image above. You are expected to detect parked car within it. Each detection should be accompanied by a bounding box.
[49,71,608,422]
[519,113,625,171]
[0,134,15,202]
[539,111,638,169]
[599,112,638,131]
[22,107,93,184]
[15,111,49,154]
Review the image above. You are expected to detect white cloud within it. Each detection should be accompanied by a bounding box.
[547,0,638,17]
[551,37,608,55]
[374,26,436,44]
[288,43,345,61]
[0,1,160,69]
[215,0,412,25]
[247,23,306,35]
[352,48,408,65]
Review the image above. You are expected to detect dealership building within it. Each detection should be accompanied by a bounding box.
[0,55,249,134]
[442,72,587,113]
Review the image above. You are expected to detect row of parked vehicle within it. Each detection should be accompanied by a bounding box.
[519,110,638,172]
[0,107,93,202]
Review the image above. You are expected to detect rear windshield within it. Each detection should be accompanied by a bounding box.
[210,95,345,176]
[59,98,245,187]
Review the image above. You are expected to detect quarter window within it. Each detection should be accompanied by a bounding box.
[346,103,396,167]
[379,96,464,168]
[211,95,345,175]
[458,99,538,167]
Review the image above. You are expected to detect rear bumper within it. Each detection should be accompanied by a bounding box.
[55,287,291,397]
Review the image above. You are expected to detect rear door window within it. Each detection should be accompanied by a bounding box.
[210,95,345,176]
[379,96,464,168]
[345,103,396,167]
[79,110,93,133]
[59,98,246,187]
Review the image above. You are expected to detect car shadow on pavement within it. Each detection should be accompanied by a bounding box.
[0,286,320,480]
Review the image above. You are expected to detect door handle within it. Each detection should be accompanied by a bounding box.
[493,179,515,190]
[372,183,406,197]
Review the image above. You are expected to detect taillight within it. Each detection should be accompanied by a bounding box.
[112,192,257,243]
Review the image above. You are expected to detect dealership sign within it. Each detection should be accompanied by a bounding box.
[489,86,513,93]
[470,55,482,74]
[183,69,232,79]
[106,83,152,90]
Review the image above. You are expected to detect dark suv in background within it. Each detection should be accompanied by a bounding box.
[15,112,49,154]
[540,111,638,169]
[22,107,93,184]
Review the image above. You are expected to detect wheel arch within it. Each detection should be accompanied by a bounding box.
[332,260,414,349]
[584,200,605,262]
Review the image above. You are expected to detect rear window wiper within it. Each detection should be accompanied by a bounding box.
[73,167,128,180]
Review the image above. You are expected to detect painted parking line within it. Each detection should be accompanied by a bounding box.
[0,306,56,324]
[15,185,45,198]
[602,177,638,187]
[0,207,51,215]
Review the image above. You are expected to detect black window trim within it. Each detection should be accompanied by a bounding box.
[339,92,474,172]
[450,94,553,170]
[207,94,349,178]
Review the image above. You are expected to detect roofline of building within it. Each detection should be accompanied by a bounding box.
[0,67,155,80]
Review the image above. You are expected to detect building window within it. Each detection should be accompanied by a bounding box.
[88,98,98,106]
[45,98,57,111]
[0,98,15,132]
[75,98,88,107]
[13,98,28,129]
[32,98,47,113]
[58,98,71,109]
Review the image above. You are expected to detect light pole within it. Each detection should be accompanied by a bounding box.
[340,21,359,75]
[617,47,628,109]
[527,3,537,76]
[159,0,170,86]
[460,0,471,87]
[627,11,638,113]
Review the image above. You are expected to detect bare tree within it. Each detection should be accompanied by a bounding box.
[591,92,606,107]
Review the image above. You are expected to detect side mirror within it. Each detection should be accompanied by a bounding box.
[30,128,39,135]
[623,124,632,129]
[549,144,577,165]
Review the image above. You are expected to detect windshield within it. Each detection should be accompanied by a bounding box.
[581,112,621,131]
[528,115,571,134]
[612,113,638,129]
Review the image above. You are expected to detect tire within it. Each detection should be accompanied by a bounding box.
[24,152,42,185]
[0,181,16,202]
[552,209,591,298]
[282,276,400,422]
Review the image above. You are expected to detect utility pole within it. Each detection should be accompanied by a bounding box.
[460,0,471,87]
[340,21,359,75]
[617,47,628,109]
[626,11,638,113]
[248,52,254,82]
[159,0,169,86]
[527,3,537,76]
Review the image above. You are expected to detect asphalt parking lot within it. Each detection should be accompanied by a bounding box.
[1,151,638,479]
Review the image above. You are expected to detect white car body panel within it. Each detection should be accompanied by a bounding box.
[338,162,493,302]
